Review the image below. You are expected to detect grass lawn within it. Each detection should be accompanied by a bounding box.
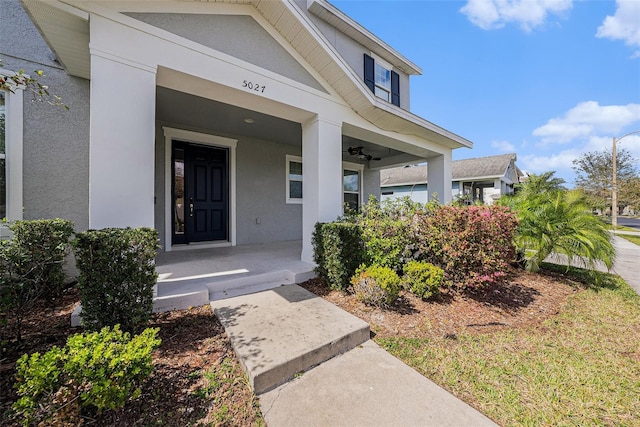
[619,233,640,246]
[377,267,640,427]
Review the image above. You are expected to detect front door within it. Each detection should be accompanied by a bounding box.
[172,142,229,244]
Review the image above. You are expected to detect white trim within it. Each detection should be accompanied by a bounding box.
[286,154,303,204]
[163,127,237,251]
[1,81,24,222]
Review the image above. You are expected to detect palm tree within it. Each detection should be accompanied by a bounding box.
[501,172,615,273]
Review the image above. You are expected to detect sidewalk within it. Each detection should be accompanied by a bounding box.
[211,285,497,427]
[611,235,640,295]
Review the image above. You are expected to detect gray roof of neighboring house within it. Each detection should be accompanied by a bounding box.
[380,153,519,186]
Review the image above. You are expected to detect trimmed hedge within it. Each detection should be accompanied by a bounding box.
[312,222,363,290]
[1,219,74,346]
[5,219,74,298]
[72,227,159,333]
[13,326,160,426]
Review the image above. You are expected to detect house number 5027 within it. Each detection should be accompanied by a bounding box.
[242,80,266,93]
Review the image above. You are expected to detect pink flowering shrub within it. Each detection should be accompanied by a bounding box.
[414,205,518,288]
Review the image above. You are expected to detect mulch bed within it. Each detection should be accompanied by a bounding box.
[299,267,580,340]
[1,266,581,425]
[0,290,262,427]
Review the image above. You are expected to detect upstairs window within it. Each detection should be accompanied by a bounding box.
[364,54,400,107]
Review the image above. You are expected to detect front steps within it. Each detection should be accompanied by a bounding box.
[210,284,370,394]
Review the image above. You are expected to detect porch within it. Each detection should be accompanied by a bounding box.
[153,240,315,312]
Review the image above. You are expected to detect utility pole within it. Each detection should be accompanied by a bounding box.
[612,136,618,228]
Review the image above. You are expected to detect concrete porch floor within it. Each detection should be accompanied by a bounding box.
[153,240,316,312]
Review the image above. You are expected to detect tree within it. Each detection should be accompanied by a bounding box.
[572,148,639,211]
[500,172,614,273]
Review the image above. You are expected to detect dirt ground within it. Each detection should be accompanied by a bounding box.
[1,266,580,426]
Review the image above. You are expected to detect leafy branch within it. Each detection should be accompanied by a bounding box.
[0,59,67,109]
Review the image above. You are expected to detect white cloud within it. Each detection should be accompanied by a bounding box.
[596,0,640,57]
[520,149,581,174]
[533,101,640,144]
[491,140,516,152]
[460,0,572,32]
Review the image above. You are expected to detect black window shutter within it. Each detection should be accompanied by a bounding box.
[364,54,375,93]
[391,71,400,106]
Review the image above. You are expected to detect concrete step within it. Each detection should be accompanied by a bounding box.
[211,284,370,394]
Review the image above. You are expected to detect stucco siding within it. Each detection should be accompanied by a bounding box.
[295,1,411,110]
[155,125,303,249]
[1,0,90,231]
[125,13,326,93]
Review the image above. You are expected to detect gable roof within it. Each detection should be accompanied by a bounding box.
[381,153,518,186]
[22,0,472,150]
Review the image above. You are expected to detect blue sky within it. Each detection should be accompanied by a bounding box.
[332,0,640,186]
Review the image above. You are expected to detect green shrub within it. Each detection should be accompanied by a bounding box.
[73,227,159,333]
[356,196,423,271]
[414,205,518,288]
[402,260,445,299]
[13,325,160,426]
[312,222,363,290]
[0,219,74,347]
[350,264,401,307]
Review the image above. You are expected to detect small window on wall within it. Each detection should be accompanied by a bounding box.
[343,166,362,212]
[286,155,302,204]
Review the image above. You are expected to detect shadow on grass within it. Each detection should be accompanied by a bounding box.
[540,262,621,292]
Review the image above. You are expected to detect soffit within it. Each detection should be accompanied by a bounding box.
[21,0,90,79]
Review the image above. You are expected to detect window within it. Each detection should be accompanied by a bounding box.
[286,155,303,204]
[343,169,360,212]
[364,53,400,107]
[285,157,363,210]
[343,162,364,212]
[0,78,23,222]
[374,63,391,102]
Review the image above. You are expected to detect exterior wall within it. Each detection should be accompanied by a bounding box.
[295,1,411,110]
[125,13,326,93]
[380,184,427,204]
[0,0,90,230]
[154,124,303,249]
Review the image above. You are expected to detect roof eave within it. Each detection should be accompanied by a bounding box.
[306,0,422,75]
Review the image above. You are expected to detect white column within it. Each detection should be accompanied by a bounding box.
[89,54,156,229]
[301,116,343,263]
[427,151,452,204]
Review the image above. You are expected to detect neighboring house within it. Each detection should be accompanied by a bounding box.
[1,0,472,263]
[381,153,523,205]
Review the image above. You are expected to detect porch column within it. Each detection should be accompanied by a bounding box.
[301,116,343,264]
[89,54,156,228]
[427,152,453,203]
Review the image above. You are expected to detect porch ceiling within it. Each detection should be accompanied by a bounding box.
[156,87,408,163]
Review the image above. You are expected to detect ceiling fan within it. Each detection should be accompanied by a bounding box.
[347,146,381,161]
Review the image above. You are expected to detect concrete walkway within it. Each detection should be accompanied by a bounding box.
[611,235,640,295]
[211,285,497,427]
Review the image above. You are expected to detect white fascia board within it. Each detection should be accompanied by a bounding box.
[306,0,422,75]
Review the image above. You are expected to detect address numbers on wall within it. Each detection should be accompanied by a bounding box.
[242,80,266,93]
